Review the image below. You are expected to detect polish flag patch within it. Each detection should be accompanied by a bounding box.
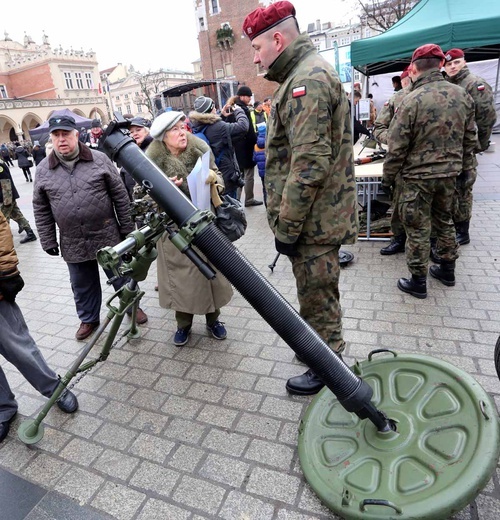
[384,101,389,106]
[477,84,485,91]
[292,86,307,98]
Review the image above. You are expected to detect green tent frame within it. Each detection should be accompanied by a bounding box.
[351,0,500,76]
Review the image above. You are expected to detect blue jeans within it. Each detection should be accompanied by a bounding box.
[0,300,59,422]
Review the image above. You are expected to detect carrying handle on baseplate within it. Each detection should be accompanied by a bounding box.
[368,348,398,361]
[360,498,403,514]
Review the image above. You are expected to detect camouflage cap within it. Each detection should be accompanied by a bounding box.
[243,1,296,41]
[411,44,446,62]
[444,48,465,62]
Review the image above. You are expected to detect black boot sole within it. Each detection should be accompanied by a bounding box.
[285,381,325,396]
[397,279,427,299]
[429,268,455,287]
[380,247,405,256]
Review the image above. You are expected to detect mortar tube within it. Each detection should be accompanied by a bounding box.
[99,123,391,431]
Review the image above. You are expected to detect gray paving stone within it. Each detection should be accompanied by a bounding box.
[129,461,180,497]
[129,387,169,411]
[245,439,295,470]
[92,423,138,450]
[59,438,104,466]
[167,443,205,473]
[199,452,250,486]
[22,453,70,487]
[136,498,190,520]
[219,369,258,390]
[222,388,263,411]
[129,410,169,435]
[163,418,207,444]
[186,381,225,403]
[54,466,105,503]
[260,396,305,422]
[91,481,145,520]
[196,403,239,428]
[92,448,140,480]
[154,374,192,395]
[128,432,175,463]
[246,467,301,504]
[172,475,226,516]
[97,401,140,425]
[202,428,250,457]
[219,490,275,520]
[235,412,282,440]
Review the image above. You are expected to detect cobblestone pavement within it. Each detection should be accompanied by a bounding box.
[1,144,499,520]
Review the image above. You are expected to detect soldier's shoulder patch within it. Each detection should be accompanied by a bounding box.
[292,86,307,98]
[477,84,485,91]
[384,101,389,106]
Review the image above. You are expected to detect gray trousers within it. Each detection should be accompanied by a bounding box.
[242,166,256,201]
[0,300,59,422]
[67,260,129,324]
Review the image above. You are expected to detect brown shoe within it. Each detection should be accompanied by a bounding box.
[135,307,148,325]
[75,321,99,341]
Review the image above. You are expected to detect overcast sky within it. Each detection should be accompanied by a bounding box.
[5,1,357,73]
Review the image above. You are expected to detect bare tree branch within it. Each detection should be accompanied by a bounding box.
[135,69,171,118]
[357,0,420,33]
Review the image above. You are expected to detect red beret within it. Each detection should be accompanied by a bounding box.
[411,44,446,62]
[400,66,410,79]
[243,1,296,41]
[444,48,465,62]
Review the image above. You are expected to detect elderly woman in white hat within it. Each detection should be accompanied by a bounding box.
[146,110,233,346]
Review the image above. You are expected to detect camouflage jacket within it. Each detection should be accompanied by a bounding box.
[263,33,358,246]
[447,65,497,152]
[0,161,19,205]
[383,69,476,186]
[0,209,19,282]
[373,87,409,145]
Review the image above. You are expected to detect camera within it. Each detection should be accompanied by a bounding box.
[230,171,245,187]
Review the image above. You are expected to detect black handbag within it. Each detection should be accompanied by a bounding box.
[214,194,247,242]
[27,159,34,168]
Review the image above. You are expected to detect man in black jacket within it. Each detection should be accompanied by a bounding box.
[232,86,263,207]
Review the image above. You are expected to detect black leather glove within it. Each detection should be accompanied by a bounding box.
[275,238,300,257]
[45,247,60,256]
[457,169,477,189]
[0,273,25,302]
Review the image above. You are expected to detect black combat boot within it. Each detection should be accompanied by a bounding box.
[380,234,406,255]
[455,221,470,245]
[397,275,427,299]
[429,237,441,264]
[20,228,37,244]
[430,260,455,287]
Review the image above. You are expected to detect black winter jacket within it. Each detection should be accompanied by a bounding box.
[189,108,249,193]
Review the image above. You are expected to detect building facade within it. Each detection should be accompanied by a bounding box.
[0,32,107,144]
[101,67,194,120]
[195,0,276,104]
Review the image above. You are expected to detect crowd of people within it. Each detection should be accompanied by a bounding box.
[1,0,497,442]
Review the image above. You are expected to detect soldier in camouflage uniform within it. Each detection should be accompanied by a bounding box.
[383,44,477,299]
[374,67,411,256]
[243,1,358,395]
[443,48,497,246]
[0,160,37,243]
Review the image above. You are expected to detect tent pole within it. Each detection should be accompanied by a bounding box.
[494,55,500,99]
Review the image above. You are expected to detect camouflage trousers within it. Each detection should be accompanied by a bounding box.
[0,202,31,231]
[399,178,458,277]
[289,244,344,353]
[389,175,405,237]
[452,169,477,223]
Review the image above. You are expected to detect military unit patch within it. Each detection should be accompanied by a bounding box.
[477,84,485,91]
[292,86,306,98]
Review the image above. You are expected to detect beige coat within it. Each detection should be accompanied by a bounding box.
[146,133,233,314]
